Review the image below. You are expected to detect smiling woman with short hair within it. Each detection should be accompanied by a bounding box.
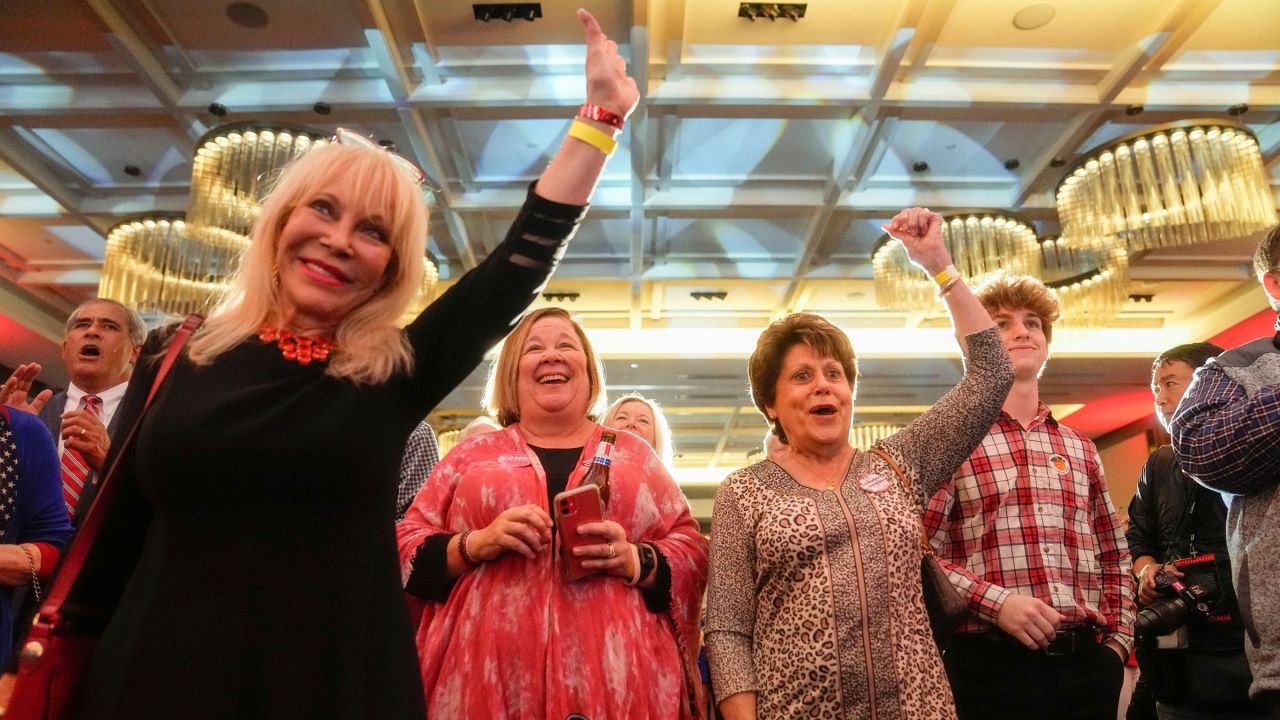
[397,307,708,719]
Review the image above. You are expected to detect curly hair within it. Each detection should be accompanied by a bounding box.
[974,272,1062,343]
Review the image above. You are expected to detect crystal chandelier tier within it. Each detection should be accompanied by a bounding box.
[1056,120,1275,253]
[100,123,438,320]
[1039,235,1130,327]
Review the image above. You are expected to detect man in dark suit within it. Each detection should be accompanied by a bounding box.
[1,299,144,523]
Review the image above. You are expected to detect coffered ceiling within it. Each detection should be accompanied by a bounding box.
[1,0,1278,498]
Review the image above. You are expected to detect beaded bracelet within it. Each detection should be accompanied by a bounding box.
[18,545,40,603]
[578,103,625,130]
[458,530,479,567]
[567,119,618,156]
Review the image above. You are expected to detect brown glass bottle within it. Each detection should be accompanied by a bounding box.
[581,430,616,507]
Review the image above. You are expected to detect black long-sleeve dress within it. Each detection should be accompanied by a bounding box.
[74,187,586,719]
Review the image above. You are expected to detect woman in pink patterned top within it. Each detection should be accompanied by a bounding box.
[397,307,709,719]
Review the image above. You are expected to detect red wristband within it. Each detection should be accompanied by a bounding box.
[578,103,625,130]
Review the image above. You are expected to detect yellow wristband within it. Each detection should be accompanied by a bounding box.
[567,119,618,156]
[933,264,960,286]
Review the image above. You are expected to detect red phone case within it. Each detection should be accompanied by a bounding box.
[554,484,605,581]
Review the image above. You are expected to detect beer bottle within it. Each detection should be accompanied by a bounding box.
[582,430,616,507]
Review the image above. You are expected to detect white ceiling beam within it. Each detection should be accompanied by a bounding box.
[629,0,652,330]
[773,3,931,315]
[708,406,741,468]
[365,29,410,104]
[399,108,477,270]
[0,276,69,344]
[16,268,102,287]
[0,127,108,234]
[1141,0,1227,76]
[366,0,420,103]
[86,0,204,141]
[409,0,444,85]
[898,0,958,80]
[661,0,688,81]
[1014,0,1224,206]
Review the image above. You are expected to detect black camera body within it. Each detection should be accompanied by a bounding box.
[1134,553,1232,641]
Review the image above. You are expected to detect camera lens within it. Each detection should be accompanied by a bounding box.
[1135,597,1192,640]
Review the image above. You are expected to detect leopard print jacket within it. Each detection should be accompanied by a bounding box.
[706,327,1013,719]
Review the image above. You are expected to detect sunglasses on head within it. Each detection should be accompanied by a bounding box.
[332,128,437,192]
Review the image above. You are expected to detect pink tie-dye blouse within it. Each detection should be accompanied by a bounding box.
[398,424,709,719]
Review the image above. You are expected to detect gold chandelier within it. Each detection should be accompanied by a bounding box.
[99,213,219,316]
[100,122,439,319]
[872,210,1040,311]
[1056,120,1275,252]
[1039,235,1129,327]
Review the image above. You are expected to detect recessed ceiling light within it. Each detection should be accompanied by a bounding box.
[226,2,269,29]
[1012,3,1055,30]
[630,363,640,369]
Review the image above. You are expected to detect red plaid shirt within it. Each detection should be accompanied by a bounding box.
[922,403,1135,651]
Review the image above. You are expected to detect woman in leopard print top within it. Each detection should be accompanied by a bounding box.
[705,207,1015,719]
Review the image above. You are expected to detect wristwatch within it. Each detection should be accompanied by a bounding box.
[636,542,657,584]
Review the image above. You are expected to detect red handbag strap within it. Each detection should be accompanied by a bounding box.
[36,314,203,622]
[868,446,936,556]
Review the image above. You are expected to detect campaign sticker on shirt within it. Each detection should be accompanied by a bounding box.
[497,453,532,467]
[858,473,893,493]
[1048,454,1071,476]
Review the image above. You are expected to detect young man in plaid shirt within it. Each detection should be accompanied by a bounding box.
[923,273,1135,720]
[1173,225,1280,717]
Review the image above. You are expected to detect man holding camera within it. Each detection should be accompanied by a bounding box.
[1127,341,1266,719]
[1174,225,1280,718]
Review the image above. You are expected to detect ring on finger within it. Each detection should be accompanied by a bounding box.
[607,543,616,559]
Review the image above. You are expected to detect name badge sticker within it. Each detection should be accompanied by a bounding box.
[858,473,893,493]
[497,453,532,467]
[1048,454,1071,476]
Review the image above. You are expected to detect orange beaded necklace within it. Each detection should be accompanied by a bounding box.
[258,326,337,366]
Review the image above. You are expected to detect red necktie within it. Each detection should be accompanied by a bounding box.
[60,394,101,516]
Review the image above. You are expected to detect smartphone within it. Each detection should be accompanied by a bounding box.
[553,484,605,582]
